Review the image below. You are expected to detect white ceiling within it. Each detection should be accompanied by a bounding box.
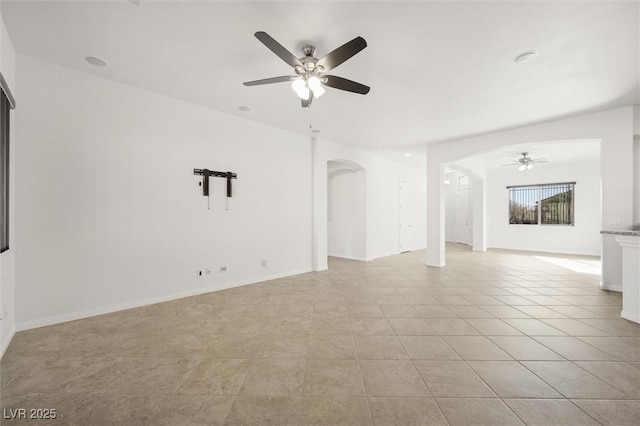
[2,1,639,150]
[450,139,601,174]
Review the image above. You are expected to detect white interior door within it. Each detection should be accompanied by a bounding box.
[399,181,412,252]
[456,187,472,245]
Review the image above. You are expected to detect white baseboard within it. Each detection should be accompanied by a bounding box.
[621,310,640,324]
[327,253,368,261]
[1,325,15,359]
[600,281,623,292]
[15,267,313,332]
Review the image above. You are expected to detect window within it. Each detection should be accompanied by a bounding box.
[508,182,575,226]
[1,73,15,253]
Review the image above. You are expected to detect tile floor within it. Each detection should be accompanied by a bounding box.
[1,244,639,425]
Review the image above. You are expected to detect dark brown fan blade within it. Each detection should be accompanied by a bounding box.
[317,36,367,71]
[301,91,314,108]
[254,31,302,68]
[323,75,370,95]
[243,76,298,86]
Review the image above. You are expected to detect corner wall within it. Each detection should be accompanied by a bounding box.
[0,9,16,356]
[14,55,314,328]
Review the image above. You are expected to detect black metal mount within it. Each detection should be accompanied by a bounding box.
[193,168,237,197]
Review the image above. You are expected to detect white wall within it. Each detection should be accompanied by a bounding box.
[444,171,464,242]
[0,9,16,356]
[634,136,639,224]
[14,55,314,328]
[327,167,366,260]
[487,159,601,255]
[313,138,426,270]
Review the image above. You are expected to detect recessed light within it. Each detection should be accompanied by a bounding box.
[85,56,108,67]
[238,106,250,112]
[514,50,539,64]
[312,129,320,134]
[404,153,412,157]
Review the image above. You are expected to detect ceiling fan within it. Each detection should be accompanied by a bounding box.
[243,31,370,108]
[501,152,548,171]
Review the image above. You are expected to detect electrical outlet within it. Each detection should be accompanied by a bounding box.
[609,217,621,225]
[219,266,227,273]
[205,269,212,275]
[261,260,268,267]
[197,270,203,278]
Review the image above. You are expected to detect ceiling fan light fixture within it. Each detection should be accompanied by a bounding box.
[526,163,534,170]
[518,164,527,171]
[291,79,310,99]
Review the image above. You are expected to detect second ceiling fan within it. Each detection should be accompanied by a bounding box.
[243,31,370,107]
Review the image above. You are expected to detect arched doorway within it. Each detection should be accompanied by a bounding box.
[327,160,366,261]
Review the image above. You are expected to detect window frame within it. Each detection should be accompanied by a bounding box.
[1,72,16,254]
[507,182,576,227]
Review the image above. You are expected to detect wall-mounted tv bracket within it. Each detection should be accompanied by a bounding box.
[193,168,237,210]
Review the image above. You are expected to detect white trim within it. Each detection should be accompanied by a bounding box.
[621,310,640,324]
[1,325,15,359]
[15,268,312,332]
[327,253,368,261]
[600,281,623,292]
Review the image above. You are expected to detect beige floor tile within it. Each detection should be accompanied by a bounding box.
[463,295,505,306]
[579,319,640,337]
[312,304,348,318]
[468,361,562,398]
[504,399,599,426]
[443,336,512,360]
[488,336,564,360]
[369,397,447,426]
[493,295,539,306]
[354,335,409,359]
[277,304,313,317]
[223,396,301,425]
[547,305,603,319]
[309,317,352,335]
[350,318,395,335]
[465,319,524,335]
[380,304,422,318]
[541,318,613,336]
[412,305,457,318]
[388,318,438,335]
[427,319,481,336]
[307,335,356,359]
[575,362,640,399]
[151,395,234,426]
[515,305,569,318]
[303,359,365,396]
[502,319,567,336]
[578,337,640,361]
[238,359,305,396]
[480,305,532,319]
[533,337,618,361]
[436,398,524,426]
[360,360,429,397]
[413,360,495,397]
[178,359,252,395]
[347,304,385,318]
[375,294,408,305]
[298,396,372,426]
[399,336,461,360]
[447,305,495,318]
[571,400,640,426]
[522,361,631,399]
[94,357,199,394]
